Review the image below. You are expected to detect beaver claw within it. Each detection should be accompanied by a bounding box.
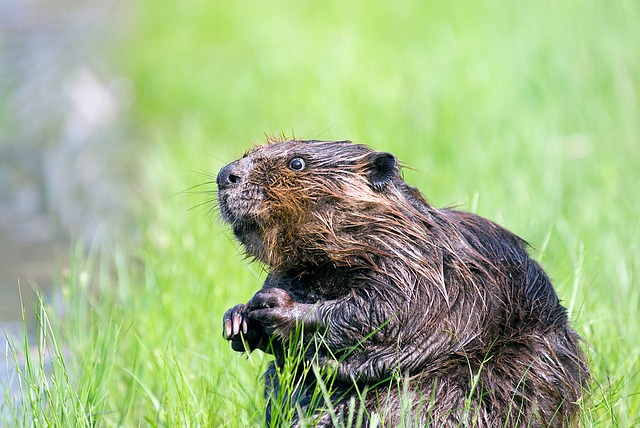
[223,304,248,340]
[222,302,268,352]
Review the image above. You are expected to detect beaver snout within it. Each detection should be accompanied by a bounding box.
[217,163,243,189]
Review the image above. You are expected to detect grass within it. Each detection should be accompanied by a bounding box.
[3,0,640,426]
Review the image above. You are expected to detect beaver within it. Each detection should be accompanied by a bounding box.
[219,139,588,427]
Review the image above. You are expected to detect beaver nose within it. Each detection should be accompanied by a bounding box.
[217,164,242,188]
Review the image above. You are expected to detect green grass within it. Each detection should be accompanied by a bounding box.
[4,1,640,426]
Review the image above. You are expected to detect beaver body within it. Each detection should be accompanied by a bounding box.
[219,140,588,427]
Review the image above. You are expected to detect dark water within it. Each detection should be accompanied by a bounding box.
[0,0,133,403]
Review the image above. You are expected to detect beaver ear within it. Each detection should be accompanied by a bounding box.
[366,152,397,191]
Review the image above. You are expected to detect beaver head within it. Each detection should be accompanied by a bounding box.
[216,139,421,271]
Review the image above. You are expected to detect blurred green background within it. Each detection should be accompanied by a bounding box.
[2,0,639,425]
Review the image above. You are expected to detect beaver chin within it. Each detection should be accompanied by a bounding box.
[216,192,264,258]
[232,219,269,263]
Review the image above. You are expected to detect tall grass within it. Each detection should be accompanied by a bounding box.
[3,1,639,426]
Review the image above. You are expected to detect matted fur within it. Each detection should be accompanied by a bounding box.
[219,139,588,427]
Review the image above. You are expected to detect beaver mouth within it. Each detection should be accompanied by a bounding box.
[219,192,255,220]
[218,188,264,235]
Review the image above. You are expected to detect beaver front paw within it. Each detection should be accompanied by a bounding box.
[222,303,267,352]
[247,288,304,337]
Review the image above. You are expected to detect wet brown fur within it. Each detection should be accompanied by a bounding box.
[218,139,588,427]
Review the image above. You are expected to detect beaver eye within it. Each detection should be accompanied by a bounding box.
[288,157,306,171]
